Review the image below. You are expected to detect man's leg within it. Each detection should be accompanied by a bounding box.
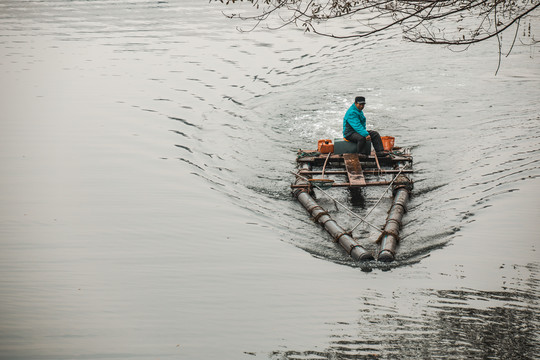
[368,130,385,154]
[346,132,369,155]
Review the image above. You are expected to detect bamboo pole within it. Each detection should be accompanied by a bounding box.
[293,164,374,261]
[377,175,412,262]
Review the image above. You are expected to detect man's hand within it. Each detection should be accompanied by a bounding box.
[366,135,371,141]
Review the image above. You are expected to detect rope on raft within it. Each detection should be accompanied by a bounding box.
[349,163,411,233]
[308,152,334,189]
[308,178,334,189]
[296,151,320,159]
[292,171,382,234]
[293,163,411,236]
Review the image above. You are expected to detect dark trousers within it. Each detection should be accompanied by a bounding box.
[346,130,385,155]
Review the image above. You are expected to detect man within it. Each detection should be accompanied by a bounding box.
[343,96,388,157]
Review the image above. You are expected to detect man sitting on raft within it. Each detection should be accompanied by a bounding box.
[343,96,389,157]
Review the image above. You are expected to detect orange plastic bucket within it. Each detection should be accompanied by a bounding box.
[317,139,334,154]
[381,136,395,151]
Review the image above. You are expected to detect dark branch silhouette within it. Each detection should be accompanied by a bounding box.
[212,0,539,56]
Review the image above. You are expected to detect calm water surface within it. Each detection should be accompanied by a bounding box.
[1,1,539,359]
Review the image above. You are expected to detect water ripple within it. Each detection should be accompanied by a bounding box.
[270,279,540,359]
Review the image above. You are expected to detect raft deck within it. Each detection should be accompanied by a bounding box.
[291,149,414,262]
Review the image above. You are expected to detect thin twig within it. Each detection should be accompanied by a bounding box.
[495,0,502,75]
[506,18,521,57]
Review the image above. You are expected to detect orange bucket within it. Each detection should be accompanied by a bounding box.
[381,136,395,151]
[317,139,334,154]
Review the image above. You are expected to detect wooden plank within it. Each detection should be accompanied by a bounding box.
[291,180,405,189]
[298,170,348,175]
[297,153,343,163]
[343,153,366,186]
[300,169,413,175]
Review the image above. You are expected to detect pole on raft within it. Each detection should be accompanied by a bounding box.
[293,164,374,261]
[377,174,412,262]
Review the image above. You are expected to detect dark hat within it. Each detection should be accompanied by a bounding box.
[355,96,366,104]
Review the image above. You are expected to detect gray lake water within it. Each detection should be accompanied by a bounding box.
[1,1,539,359]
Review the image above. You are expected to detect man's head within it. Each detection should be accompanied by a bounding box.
[355,96,366,111]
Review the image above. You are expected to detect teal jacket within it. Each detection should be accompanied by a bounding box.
[343,104,369,138]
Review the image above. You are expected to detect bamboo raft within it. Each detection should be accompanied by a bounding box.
[291,139,413,262]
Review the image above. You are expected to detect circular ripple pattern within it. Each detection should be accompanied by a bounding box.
[1,1,539,359]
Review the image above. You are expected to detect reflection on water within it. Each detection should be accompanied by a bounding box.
[0,0,539,359]
[272,266,539,359]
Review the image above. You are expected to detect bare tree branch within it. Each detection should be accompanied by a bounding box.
[212,0,540,56]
